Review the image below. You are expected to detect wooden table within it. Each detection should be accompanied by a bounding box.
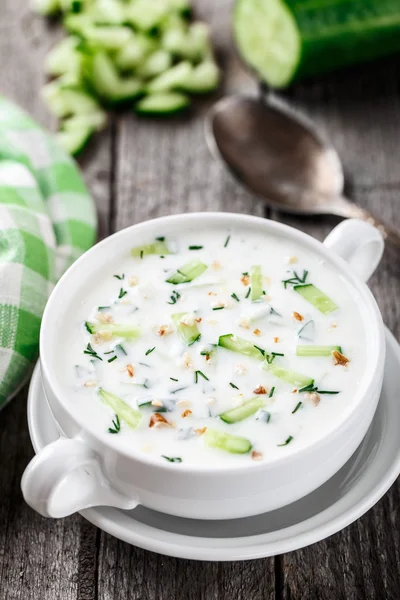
[1,1,399,598]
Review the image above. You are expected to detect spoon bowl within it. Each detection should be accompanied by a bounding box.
[206,95,400,245]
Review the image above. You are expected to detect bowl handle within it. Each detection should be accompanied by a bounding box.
[323,219,384,282]
[21,437,138,518]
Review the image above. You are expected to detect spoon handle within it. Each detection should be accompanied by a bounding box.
[331,197,400,248]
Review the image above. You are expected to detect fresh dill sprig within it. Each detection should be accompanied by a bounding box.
[145,347,155,356]
[162,456,182,463]
[118,288,127,299]
[292,401,302,414]
[189,245,203,250]
[113,273,124,280]
[282,270,309,289]
[231,293,240,302]
[224,235,231,248]
[107,355,117,363]
[167,290,180,305]
[278,435,293,447]
[245,287,251,299]
[108,414,120,434]
[269,386,275,398]
[195,370,209,383]
[229,382,239,389]
[83,343,103,361]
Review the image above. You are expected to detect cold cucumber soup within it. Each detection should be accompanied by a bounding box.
[59,227,366,467]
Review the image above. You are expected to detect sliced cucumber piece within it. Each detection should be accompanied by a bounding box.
[64,13,92,34]
[168,0,191,17]
[46,36,81,77]
[83,26,133,51]
[137,50,173,79]
[296,345,342,357]
[125,0,170,32]
[171,312,201,345]
[218,334,265,361]
[85,322,141,339]
[251,265,263,302]
[131,240,170,257]
[34,0,61,15]
[134,92,190,116]
[265,363,314,388]
[205,428,252,454]
[61,110,107,132]
[42,83,100,118]
[162,22,211,62]
[166,259,207,284]
[83,52,143,104]
[294,284,338,314]
[98,388,141,429]
[220,397,265,424]
[146,61,192,93]
[115,35,157,71]
[86,0,126,25]
[56,124,93,156]
[179,61,219,93]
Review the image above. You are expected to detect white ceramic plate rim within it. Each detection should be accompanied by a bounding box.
[27,328,400,561]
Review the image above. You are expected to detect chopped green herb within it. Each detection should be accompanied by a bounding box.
[115,344,127,356]
[170,387,187,394]
[242,272,249,276]
[114,273,124,280]
[298,383,340,395]
[269,386,275,398]
[189,245,203,250]
[108,414,121,434]
[213,306,225,311]
[292,401,302,414]
[140,250,144,259]
[229,382,239,389]
[231,293,240,302]
[156,236,165,242]
[118,288,127,299]
[245,287,251,299]
[167,290,181,305]
[145,347,155,356]
[170,377,178,382]
[107,355,117,363]
[162,456,182,463]
[282,270,308,289]
[83,343,103,361]
[224,235,231,248]
[195,370,209,383]
[317,389,340,395]
[104,350,114,355]
[278,435,294,447]
[97,305,111,312]
[271,352,284,357]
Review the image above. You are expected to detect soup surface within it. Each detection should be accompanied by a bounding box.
[59,226,366,466]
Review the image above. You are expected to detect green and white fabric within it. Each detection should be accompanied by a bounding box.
[0,96,96,408]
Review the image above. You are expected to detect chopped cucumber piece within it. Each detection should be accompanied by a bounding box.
[146,61,192,93]
[166,259,207,284]
[220,397,265,424]
[204,428,252,454]
[218,334,265,361]
[179,61,219,93]
[46,36,81,77]
[134,92,190,116]
[171,313,201,345]
[265,363,314,388]
[115,35,157,71]
[98,388,141,429]
[162,22,211,62]
[42,83,100,118]
[169,0,191,17]
[294,284,338,314]
[85,322,141,339]
[296,345,342,357]
[64,13,92,34]
[56,121,92,155]
[34,0,61,15]
[61,110,107,132]
[251,265,263,302]
[83,52,143,104]
[137,50,173,79]
[86,0,126,25]
[131,240,170,257]
[125,0,170,32]
[83,26,133,51]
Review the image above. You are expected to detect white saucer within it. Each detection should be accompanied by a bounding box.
[27,328,400,561]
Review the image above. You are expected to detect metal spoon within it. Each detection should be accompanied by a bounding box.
[205,94,400,246]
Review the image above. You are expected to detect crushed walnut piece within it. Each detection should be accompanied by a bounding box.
[292,311,304,322]
[83,380,97,388]
[208,291,217,296]
[251,450,263,461]
[332,350,350,367]
[211,260,222,270]
[157,324,174,337]
[93,330,113,344]
[306,391,320,406]
[181,409,192,418]
[151,399,163,407]
[292,388,298,394]
[149,413,170,428]
[253,328,262,336]
[273,337,280,343]
[195,317,202,323]
[240,274,250,286]
[239,317,251,329]
[253,385,267,395]
[124,363,135,378]
[195,427,207,436]
[128,275,139,286]
[96,312,114,324]
[178,352,194,370]
[180,313,196,327]
[284,256,298,265]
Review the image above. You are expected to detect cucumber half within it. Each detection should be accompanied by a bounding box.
[204,428,252,454]
[234,0,400,89]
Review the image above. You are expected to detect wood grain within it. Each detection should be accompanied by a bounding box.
[0,0,399,599]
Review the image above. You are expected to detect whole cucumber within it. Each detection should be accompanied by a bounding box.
[233,0,400,88]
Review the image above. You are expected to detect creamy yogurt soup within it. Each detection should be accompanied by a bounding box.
[59,227,366,467]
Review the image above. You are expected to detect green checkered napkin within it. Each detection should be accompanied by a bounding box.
[0,96,96,408]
